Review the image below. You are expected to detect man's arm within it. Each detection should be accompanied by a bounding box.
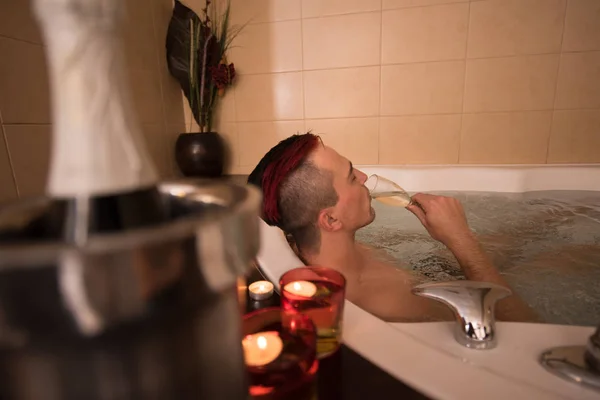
[407,194,539,323]
[443,232,539,322]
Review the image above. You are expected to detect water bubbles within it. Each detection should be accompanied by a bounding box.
[356,190,600,326]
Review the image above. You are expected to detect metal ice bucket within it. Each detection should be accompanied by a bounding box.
[0,180,261,400]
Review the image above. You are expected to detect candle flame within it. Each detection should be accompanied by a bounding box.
[259,284,265,291]
[257,335,267,350]
[293,282,301,291]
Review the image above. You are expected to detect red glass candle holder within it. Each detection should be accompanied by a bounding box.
[280,267,346,359]
[242,307,318,400]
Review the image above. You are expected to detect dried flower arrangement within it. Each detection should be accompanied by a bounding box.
[166,0,241,132]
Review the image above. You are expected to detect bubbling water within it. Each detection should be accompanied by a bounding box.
[356,190,600,326]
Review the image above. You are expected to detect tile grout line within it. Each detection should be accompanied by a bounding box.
[547,0,569,164]
[7,110,598,128]
[0,122,55,126]
[0,34,44,47]
[237,48,596,78]
[217,1,241,170]
[231,82,241,169]
[230,4,241,170]
[457,1,472,164]
[300,0,306,127]
[148,0,172,178]
[239,0,471,26]
[377,0,383,164]
[385,0,470,11]
[0,109,20,198]
[231,108,600,125]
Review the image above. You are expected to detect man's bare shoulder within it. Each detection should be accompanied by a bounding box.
[350,243,450,322]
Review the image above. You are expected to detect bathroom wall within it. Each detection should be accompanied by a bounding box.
[185,0,600,174]
[0,0,186,202]
[1,0,598,201]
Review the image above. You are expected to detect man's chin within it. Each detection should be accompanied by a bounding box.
[355,207,376,231]
[366,207,376,225]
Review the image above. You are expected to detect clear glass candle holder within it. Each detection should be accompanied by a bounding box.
[242,307,318,400]
[279,267,346,359]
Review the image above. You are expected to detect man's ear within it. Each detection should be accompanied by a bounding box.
[317,208,342,232]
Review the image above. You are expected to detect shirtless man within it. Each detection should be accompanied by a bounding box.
[248,133,538,323]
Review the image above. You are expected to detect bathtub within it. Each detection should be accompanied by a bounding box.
[255,164,600,400]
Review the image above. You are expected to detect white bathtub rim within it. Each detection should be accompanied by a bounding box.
[356,164,600,193]
[342,303,597,400]
[357,163,600,168]
[383,318,597,400]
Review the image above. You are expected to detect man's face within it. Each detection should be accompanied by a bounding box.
[311,145,375,232]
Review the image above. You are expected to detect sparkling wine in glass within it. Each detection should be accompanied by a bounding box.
[365,174,413,208]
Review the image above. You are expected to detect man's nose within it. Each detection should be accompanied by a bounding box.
[357,170,368,184]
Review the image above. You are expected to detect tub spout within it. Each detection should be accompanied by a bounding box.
[412,281,512,350]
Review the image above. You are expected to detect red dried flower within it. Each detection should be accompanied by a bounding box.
[210,63,236,89]
[228,63,236,81]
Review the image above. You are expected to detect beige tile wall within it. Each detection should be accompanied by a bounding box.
[184,0,600,173]
[2,0,598,199]
[0,0,185,201]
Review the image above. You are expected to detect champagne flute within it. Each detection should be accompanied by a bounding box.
[365,174,414,208]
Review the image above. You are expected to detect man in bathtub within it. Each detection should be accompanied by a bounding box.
[248,133,538,323]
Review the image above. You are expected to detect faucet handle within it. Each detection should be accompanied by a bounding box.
[586,324,600,373]
[412,281,512,350]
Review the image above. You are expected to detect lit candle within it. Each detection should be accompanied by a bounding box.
[242,331,283,367]
[248,280,274,301]
[283,280,317,298]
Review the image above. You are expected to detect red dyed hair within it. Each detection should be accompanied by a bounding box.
[260,134,320,224]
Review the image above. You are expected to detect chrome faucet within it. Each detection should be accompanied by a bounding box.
[539,323,600,392]
[588,326,600,374]
[412,281,512,350]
